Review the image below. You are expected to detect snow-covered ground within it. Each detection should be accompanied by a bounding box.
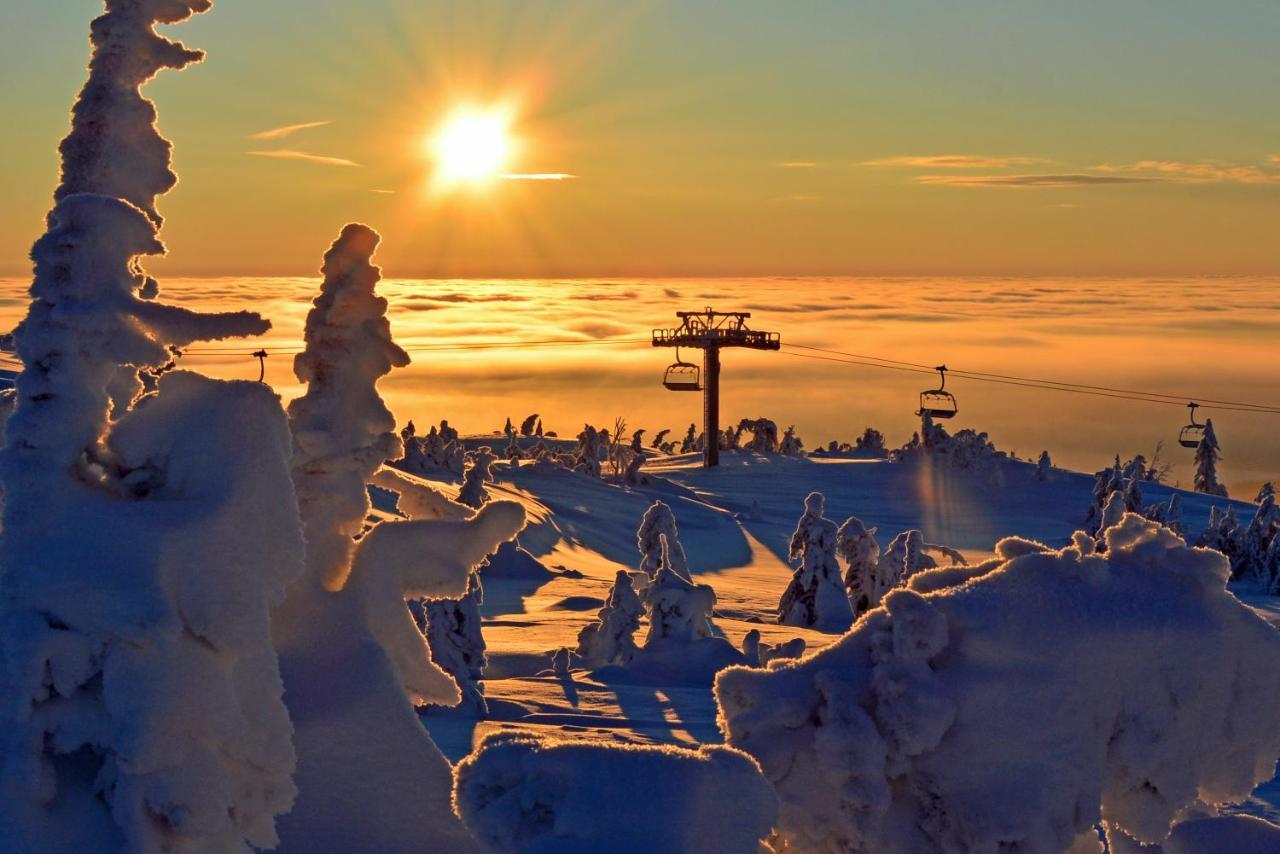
[402,443,1280,832]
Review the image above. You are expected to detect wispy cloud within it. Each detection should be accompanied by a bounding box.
[369,189,397,195]
[498,173,577,181]
[779,161,818,168]
[247,150,360,167]
[249,120,331,141]
[865,155,1047,169]
[918,173,1160,187]
[1095,160,1280,185]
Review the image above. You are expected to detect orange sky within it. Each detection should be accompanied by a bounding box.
[1,0,1278,277]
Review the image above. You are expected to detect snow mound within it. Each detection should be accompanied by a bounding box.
[715,513,1280,852]
[453,733,778,853]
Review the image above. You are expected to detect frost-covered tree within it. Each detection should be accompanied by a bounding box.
[289,224,410,590]
[574,424,603,476]
[505,432,523,462]
[780,424,804,456]
[877,530,940,593]
[778,492,854,631]
[1257,482,1275,505]
[636,500,691,580]
[644,567,718,644]
[1235,494,1278,583]
[274,224,524,851]
[458,446,498,510]
[855,427,886,454]
[0,4,305,849]
[576,570,644,667]
[623,448,647,485]
[1036,450,1053,481]
[519,413,538,436]
[681,422,698,453]
[439,418,459,445]
[722,425,741,450]
[630,428,645,453]
[652,428,671,449]
[739,417,780,453]
[1193,419,1228,498]
[837,516,883,615]
[423,573,488,717]
[1096,491,1127,547]
[1198,505,1243,565]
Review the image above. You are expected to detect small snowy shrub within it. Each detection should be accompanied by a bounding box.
[636,500,692,581]
[837,515,883,615]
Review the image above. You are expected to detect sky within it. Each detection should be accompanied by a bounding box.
[1,0,1278,278]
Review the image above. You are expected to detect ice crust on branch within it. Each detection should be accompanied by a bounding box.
[717,514,1280,852]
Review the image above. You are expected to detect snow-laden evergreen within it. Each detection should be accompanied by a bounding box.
[717,514,1280,852]
[0,4,300,849]
[576,570,644,667]
[738,417,779,453]
[636,500,692,581]
[777,492,855,631]
[423,574,489,716]
[836,515,883,615]
[1036,450,1054,481]
[1194,419,1229,497]
[680,422,698,453]
[1235,493,1278,584]
[271,225,524,851]
[458,445,498,509]
[779,424,804,456]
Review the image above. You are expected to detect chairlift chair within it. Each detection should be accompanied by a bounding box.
[662,348,702,392]
[1178,402,1205,448]
[917,365,958,419]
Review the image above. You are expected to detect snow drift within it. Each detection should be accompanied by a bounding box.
[715,514,1280,852]
[453,733,778,853]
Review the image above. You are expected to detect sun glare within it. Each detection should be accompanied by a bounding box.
[429,106,516,187]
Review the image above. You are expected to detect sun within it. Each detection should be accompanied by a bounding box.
[428,105,516,187]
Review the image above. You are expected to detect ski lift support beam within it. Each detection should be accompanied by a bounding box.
[653,308,780,468]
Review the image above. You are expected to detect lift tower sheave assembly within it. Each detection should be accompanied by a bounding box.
[653,309,780,468]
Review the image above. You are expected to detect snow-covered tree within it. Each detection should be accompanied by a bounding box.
[1197,505,1242,564]
[505,432,524,462]
[855,427,886,454]
[275,224,525,850]
[458,446,498,510]
[1257,482,1275,505]
[576,570,644,667]
[535,417,543,437]
[439,418,459,445]
[636,500,691,580]
[1193,419,1228,498]
[1036,451,1053,481]
[836,516,883,615]
[780,424,804,456]
[630,428,645,453]
[1096,491,1127,547]
[876,530,940,593]
[1235,493,1278,583]
[423,573,488,716]
[778,492,854,631]
[644,568,718,644]
[519,413,538,436]
[623,448,647,485]
[289,224,411,590]
[680,422,698,453]
[722,425,742,450]
[739,417,780,453]
[574,424,603,476]
[0,4,302,849]
[652,428,671,449]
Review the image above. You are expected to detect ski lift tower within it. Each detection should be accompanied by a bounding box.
[653,308,780,468]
